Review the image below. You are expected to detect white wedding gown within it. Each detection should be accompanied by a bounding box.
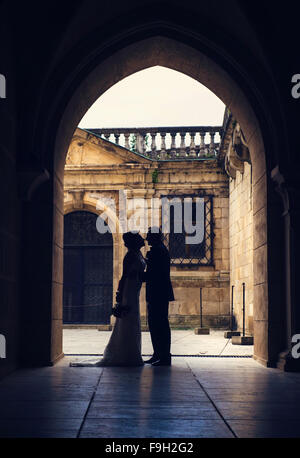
[70,249,146,367]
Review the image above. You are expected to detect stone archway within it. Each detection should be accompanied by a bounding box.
[35,33,282,368]
[64,200,124,324]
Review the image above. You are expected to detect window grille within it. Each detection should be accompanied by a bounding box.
[161,195,214,266]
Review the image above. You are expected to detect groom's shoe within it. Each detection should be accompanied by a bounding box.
[144,356,158,364]
[151,358,171,366]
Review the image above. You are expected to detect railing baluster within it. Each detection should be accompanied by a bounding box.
[124,132,130,150]
[179,132,186,157]
[88,126,221,161]
[151,132,156,153]
[170,132,177,158]
[136,133,143,154]
[199,131,206,157]
[151,132,158,159]
[142,132,147,155]
[114,133,120,145]
[160,132,166,160]
[189,132,196,157]
[209,130,216,156]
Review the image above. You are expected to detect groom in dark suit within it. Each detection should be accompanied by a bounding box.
[143,227,174,366]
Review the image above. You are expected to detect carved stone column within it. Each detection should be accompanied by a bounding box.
[271,166,300,371]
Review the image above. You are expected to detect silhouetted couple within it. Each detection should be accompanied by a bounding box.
[97,227,174,367]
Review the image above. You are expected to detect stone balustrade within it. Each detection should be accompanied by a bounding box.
[87,126,223,160]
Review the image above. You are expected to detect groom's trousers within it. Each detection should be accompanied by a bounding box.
[147,301,171,360]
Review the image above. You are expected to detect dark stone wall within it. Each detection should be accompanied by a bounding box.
[0,5,20,379]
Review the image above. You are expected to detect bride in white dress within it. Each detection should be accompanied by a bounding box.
[70,232,146,368]
[96,232,146,367]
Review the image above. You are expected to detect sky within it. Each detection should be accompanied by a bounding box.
[78,66,225,129]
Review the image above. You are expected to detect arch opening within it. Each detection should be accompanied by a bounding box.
[32,33,281,368]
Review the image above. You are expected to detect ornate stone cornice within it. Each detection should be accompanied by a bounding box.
[219,112,251,179]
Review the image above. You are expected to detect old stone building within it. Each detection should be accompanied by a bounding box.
[1,0,300,385]
[63,119,254,333]
[2,0,300,440]
[219,112,254,336]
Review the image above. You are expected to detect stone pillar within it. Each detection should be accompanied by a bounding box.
[271,166,300,371]
[19,172,64,366]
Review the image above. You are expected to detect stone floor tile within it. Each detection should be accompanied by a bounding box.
[0,419,82,438]
[79,418,234,438]
[0,351,300,438]
[63,329,253,357]
[0,400,89,419]
[0,386,95,401]
[214,401,300,420]
[204,388,300,403]
[87,402,220,419]
[228,420,300,438]
[93,392,208,403]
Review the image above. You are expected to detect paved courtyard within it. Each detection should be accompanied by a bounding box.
[63,329,253,356]
[0,356,300,438]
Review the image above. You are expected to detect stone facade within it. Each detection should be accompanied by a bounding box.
[229,162,254,334]
[220,114,254,336]
[64,128,230,328]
